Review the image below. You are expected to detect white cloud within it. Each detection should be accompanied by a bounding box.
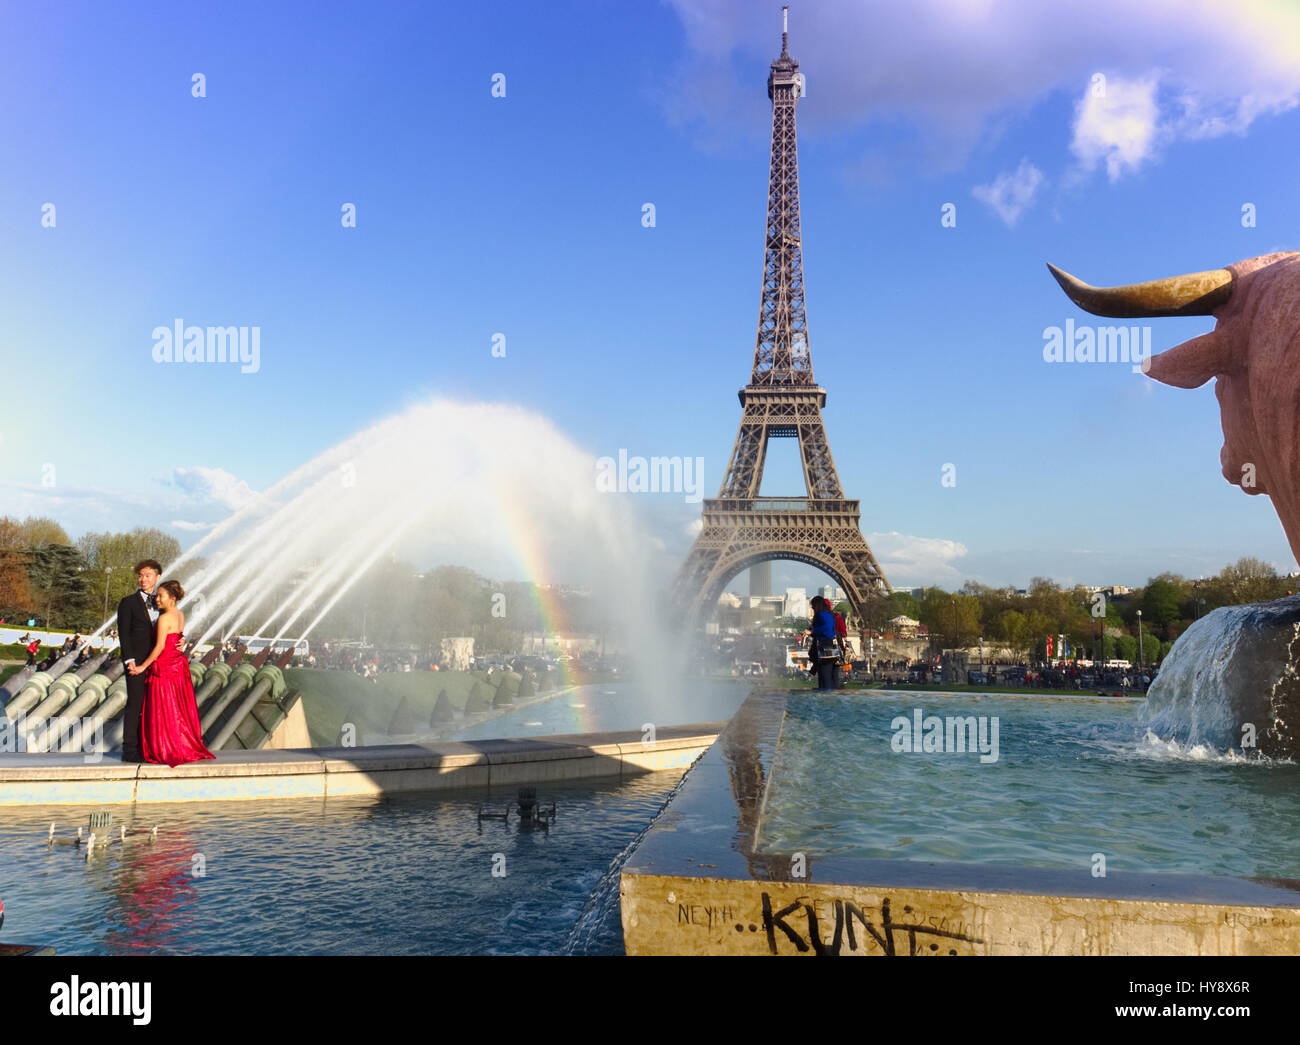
[0,465,257,543]
[972,158,1044,226]
[685,518,704,538]
[867,531,969,587]
[161,466,256,511]
[1070,74,1161,181]
[662,0,1300,182]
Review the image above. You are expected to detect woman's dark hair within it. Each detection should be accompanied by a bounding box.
[810,595,827,612]
[159,579,185,603]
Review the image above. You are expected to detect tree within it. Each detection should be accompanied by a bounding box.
[1025,577,1073,631]
[1140,578,1181,639]
[1211,557,1283,606]
[854,591,898,630]
[465,681,492,713]
[16,517,71,548]
[1021,610,1053,662]
[0,516,32,612]
[885,591,921,621]
[920,590,981,647]
[78,528,185,613]
[26,543,92,629]
[1,516,73,617]
[994,609,1030,661]
[430,688,454,725]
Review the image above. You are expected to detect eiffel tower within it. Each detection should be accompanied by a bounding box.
[671,8,891,629]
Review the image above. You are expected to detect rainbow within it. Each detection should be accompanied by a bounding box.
[490,478,581,693]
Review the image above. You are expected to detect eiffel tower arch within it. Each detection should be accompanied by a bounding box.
[671,10,891,632]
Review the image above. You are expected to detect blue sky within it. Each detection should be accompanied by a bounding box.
[2,0,1298,593]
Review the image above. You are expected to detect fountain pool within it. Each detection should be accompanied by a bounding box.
[757,690,1300,877]
[0,772,687,955]
[446,678,752,742]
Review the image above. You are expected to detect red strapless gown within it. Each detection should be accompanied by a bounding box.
[141,633,215,767]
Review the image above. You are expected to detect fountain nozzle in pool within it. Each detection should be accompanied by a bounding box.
[476,787,558,829]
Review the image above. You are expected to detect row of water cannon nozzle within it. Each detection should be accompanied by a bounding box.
[0,640,297,753]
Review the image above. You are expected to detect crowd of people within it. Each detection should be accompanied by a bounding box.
[860,658,1154,692]
[300,642,438,677]
[12,632,99,671]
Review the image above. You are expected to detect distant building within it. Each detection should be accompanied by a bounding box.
[784,587,808,618]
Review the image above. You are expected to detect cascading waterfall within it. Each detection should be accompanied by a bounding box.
[1141,595,1300,758]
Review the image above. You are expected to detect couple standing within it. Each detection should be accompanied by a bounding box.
[116,560,214,767]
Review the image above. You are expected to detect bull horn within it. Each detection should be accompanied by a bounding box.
[1046,263,1233,318]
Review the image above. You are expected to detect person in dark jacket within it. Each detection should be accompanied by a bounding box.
[116,559,162,763]
[805,596,839,691]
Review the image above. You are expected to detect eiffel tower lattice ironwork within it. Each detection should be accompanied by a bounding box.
[671,10,892,628]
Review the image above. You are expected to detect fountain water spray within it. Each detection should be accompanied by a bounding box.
[83,397,682,702]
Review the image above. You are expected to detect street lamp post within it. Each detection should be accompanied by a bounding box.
[1136,609,1144,671]
[103,566,113,621]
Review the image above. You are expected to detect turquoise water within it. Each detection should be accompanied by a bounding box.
[0,774,683,955]
[757,691,1300,878]
[449,677,750,741]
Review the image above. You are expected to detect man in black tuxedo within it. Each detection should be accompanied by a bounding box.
[116,559,161,762]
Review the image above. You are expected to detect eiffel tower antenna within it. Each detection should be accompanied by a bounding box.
[671,7,891,631]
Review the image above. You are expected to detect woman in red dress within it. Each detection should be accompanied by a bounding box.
[128,580,215,767]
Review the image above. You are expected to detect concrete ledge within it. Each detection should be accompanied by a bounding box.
[621,872,1300,956]
[0,722,726,805]
[136,749,326,777]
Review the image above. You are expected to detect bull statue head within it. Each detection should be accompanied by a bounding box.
[1048,251,1300,566]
